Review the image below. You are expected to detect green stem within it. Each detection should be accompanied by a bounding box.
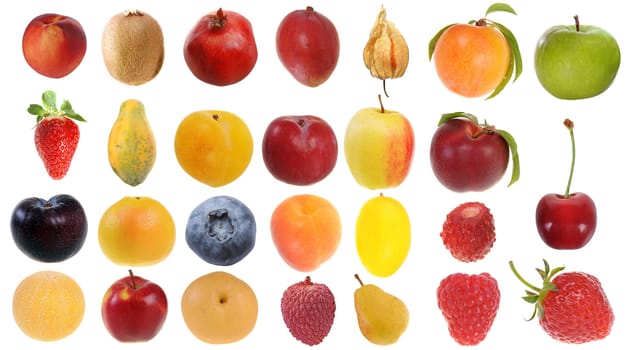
[508,261,541,293]
[564,119,576,199]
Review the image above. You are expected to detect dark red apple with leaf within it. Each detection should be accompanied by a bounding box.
[22,13,87,78]
[429,112,520,192]
[262,115,338,186]
[535,119,596,249]
[276,6,340,87]
[10,194,87,263]
[102,270,168,342]
[183,8,258,86]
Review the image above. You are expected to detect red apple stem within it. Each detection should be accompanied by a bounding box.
[129,269,137,289]
[574,15,580,32]
[564,118,576,199]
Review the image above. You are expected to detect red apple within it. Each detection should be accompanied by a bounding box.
[429,112,520,192]
[183,8,257,86]
[536,119,597,249]
[101,270,168,342]
[22,13,87,78]
[262,115,338,186]
[276,6,340,87]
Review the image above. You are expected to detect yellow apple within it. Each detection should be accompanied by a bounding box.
[344,98,414,190]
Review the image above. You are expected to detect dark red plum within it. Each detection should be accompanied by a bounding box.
[185,195,256,266]
[10,194,88,262]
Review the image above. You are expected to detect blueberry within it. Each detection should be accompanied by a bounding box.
[185,195,256,266]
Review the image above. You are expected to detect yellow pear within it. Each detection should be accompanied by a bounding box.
[353,274,409,345]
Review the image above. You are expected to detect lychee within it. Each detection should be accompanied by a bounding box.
[441,201,496,262]
[280,276,335,345]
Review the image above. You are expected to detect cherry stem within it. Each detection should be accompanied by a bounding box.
[377,94,384,113]
[129,269,137,289]
[574,15,580,32]
[564,119,576,199]
[354,273,364,286]
[382,80,389,98]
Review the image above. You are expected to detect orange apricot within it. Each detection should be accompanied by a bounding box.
[429,3,522,99]
[270,194,341,272]
[432,23,510,98]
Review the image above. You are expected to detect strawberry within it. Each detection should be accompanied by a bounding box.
[510,259,614,344]
[27,90,86,180]
[436,272,500,345]
[440,201,495,262]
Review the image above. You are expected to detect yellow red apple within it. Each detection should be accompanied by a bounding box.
[22,13,87,78]
[344,96,414,190]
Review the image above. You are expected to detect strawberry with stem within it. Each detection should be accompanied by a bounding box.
[27,90,86,180]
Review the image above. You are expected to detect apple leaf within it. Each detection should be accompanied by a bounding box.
[485,3,517,16]
[437,111,479,126]
[428,23,456,60]
[495,128,520,187]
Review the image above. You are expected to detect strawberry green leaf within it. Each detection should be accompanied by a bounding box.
[60,100,86,122]
[485,3,517,16]
[495,128,520,186]
[428,23,456,60]
[42,90,57,110]
[437,111,480,126]
[27,104,45,118]
[28,90,86,124]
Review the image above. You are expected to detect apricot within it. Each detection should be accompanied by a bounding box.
[432,23,510,98]
[174,110,253,187]
[270,194,341,272]
[13,270,85,341]
[98,196,176,266]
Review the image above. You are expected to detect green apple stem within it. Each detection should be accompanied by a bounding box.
[354,273,364,287]
[564,118,576,199]
[574,15,580,32]
[129,269,137,289]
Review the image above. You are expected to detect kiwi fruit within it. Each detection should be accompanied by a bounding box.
[102,9,164,86]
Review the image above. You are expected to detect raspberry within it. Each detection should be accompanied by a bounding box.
[437,272,500,345]
[441,201,495,262]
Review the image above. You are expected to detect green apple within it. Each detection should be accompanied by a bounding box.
[534,15,620,100]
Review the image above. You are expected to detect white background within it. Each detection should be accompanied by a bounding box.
[1,0,626,349]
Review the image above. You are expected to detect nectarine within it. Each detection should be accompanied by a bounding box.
[22,13,87,78]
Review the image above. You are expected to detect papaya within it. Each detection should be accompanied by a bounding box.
[108,99,156,186]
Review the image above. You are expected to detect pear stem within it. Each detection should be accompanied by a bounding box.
[563,119,576,199]
[354,273,364,286]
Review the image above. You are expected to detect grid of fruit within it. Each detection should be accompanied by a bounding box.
[8,1,620,348]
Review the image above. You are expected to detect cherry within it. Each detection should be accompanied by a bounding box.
[535,119,596,249]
